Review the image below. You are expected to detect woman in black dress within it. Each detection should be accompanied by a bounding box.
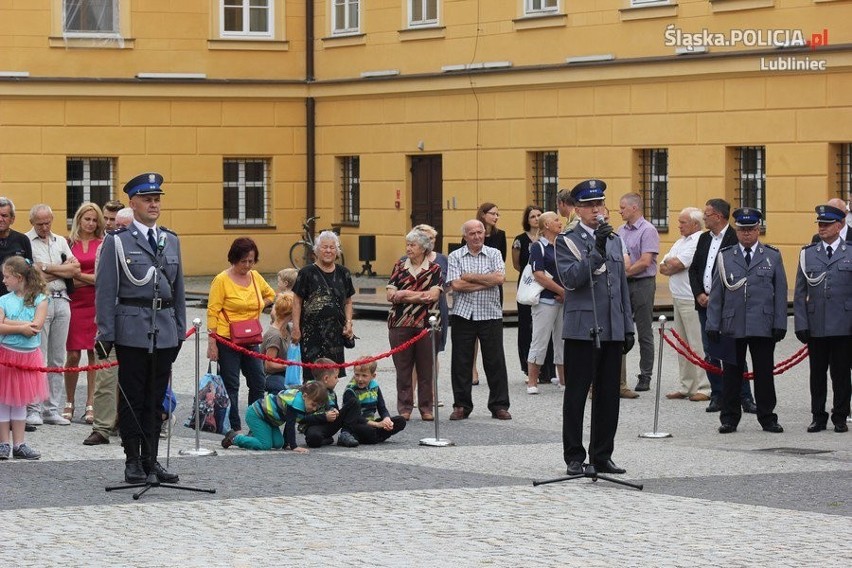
[291,231,356,380]
[511,205,542,377]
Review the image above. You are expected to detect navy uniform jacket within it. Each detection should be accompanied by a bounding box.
[95,225,186,349]
[706,243,788,339]
[793,241,852,337]
[554,226,634,341]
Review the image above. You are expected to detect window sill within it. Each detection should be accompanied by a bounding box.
[49,36,135,49]
[333,222,359,230]
[321,33,366,48]
[619,3,677,21]
[224,224,276,230]
[709,0,774,12]
[398,26,446,42]
[208,39,289,51]
[512,13,567,31]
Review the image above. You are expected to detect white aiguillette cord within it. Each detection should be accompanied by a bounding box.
[798,248,827,287]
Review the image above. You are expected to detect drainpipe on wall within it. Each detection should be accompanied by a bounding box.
[305,0,316,227]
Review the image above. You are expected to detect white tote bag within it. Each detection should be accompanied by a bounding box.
[516,263,545,306]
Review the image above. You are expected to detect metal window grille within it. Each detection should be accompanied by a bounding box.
[66,157,114,224]
[332,0,360,33]
[639,149,668,230]
[532,151,558,211]
[222,0,271,35]
[837,143,851,202]
[223,158,270,226]
[525,0,558,14]
[341,156,360,224]
[736,146,766,229]
[409,0,438,26]
[63,0,118,33]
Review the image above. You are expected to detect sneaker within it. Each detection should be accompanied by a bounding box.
[25,424,37,432]
[550,377,560,385]
[527,386,539,395]
[12,443,41,460]
[634,375,652,392]
[25,411,43,426]
[0,442,10,459]
[160,415,177,439]
[337,430,359,448]
[42,412,71,426]
[221,429,238,449]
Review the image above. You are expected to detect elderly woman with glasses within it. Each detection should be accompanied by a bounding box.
[207,237,276,432]
[387,229,444,420]
[291,231,356,381]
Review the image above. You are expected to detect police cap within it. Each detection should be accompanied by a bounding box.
[732,207,762,227]
[814,204,845,224]
[123,173,165,198]
[569,179,606,203]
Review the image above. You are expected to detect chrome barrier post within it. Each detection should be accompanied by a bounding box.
[180,318,218,456]
[640,315,672,439]
[420,316,454,447]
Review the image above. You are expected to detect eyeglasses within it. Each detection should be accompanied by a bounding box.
[486,211,499,217]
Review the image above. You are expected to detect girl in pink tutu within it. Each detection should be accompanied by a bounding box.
[0,256,49,460]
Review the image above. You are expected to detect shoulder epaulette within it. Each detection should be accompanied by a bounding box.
[160,226,177,236]
[801,242,817,250]
[108,227,128,235]
[719,244,735,252]
[763,244,779,251]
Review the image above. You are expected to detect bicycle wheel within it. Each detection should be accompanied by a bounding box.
[289,242,314,269]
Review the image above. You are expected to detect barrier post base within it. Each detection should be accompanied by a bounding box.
[419,437,454,447]
[639,431,672,439]
[178,448,218,457]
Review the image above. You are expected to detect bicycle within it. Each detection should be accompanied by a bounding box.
[289,216,345,269]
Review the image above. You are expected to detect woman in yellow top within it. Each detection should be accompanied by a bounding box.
[207,237,276,432]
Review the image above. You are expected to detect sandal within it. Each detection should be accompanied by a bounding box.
[83,405,94,425]
[62,402,74,422]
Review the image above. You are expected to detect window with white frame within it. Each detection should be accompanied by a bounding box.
[735,146,766,230]
[63,0,118,35]
[66,157,114,224]
[221,0,273,37]
[409,0,438,27]
[223,158,270,226]
[638,149,668,230]
[531,151,558,211]
[525,0,558,16]
[332,0,360,34]
[340,156,360,224]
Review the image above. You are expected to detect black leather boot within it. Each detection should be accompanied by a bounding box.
[123,439,146,483]
[143,433,179,483]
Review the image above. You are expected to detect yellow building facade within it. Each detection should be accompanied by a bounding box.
[0,0,850,279]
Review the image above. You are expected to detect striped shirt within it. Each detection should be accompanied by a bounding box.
[386,258,443,329]
[446,244,505,321]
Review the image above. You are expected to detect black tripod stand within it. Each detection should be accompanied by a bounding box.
[105,234,215,500]
[533,237,642,491]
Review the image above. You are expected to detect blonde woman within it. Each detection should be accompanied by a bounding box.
[64,202,105,424]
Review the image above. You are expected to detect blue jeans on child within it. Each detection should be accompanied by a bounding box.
[233,405,284,451]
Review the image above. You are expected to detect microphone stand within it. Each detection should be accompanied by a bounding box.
[534,234,642,491]
[106,231,215,500]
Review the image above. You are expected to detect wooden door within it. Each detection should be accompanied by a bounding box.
[410,155,444,253]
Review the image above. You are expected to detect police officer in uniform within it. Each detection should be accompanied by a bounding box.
[95,173,186,483]
[555,180,635,476]
[794,205,851,433]
[706,208,787,434]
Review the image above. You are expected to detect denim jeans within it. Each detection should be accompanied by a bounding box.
[217,342,265,431]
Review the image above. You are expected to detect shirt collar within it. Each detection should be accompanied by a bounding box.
[625,216,648,231]
[25,228,56,242]
[739,241,759,255]
[823,236,841,250]
[578,222,595,237]
[403,256,430,274]
[711,224,729,239]
[132,219,157,237]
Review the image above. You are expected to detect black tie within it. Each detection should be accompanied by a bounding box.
[147,228,157,253]
[744,247,752,266]
[827,245,833,259]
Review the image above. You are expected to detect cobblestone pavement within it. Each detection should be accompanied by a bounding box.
[0,306,849,567]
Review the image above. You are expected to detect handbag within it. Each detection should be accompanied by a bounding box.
[516,242,549,306]
[221,272,264,346]
[283,342,303,388]
[184,363,231,434]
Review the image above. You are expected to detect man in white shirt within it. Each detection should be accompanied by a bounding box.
[25,204,80,426]
[660,208,710,400]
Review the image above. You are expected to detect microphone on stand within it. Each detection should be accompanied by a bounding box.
[157,232,166,253]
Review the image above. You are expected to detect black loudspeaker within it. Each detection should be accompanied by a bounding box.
[358,235,376,262]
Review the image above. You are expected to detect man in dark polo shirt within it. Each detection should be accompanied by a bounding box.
[0,197,33,295]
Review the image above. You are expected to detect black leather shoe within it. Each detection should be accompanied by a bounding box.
[718,423,737,434]
[634,375,651,392]
[124,459,147,483]
[566,461,584,476]
[24,424,37,432]
[594,459,626,474]
[149,461,179,483]
[705,398,721,413]
[742,399,758,414]
[762,422,784,433]
[807,421,827,433]
[834,422,848,433]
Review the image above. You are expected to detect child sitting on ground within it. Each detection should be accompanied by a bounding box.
[221,381,327,453]
[337,359,406,448]
[299,358,343,447]
[261,292,301,394]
